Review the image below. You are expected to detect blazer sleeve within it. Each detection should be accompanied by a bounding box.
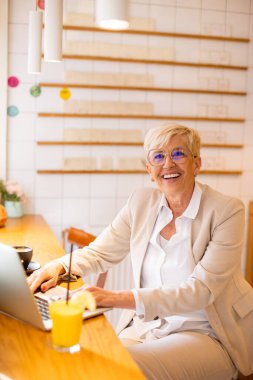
[57,196,133,276]
[135,197,245,322]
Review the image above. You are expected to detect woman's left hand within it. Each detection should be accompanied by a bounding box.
[85,286,136,310]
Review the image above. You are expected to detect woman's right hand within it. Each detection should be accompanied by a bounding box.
[27,261,65,293]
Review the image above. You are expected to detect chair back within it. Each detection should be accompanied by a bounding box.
[63,227,107,288]
[246,201,253,287]
[68,227,96,250]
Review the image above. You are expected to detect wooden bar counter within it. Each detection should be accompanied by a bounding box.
[0,215,145,380]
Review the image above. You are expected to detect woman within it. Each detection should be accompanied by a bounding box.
[28,124,253,380]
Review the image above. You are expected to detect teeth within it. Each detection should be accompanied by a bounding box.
[163,173,179,179]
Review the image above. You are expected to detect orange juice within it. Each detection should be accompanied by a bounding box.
[49,300,83,352]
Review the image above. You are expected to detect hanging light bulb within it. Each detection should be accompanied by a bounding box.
[27,9,43,74]
[95,0,129,30]
[44,0,63,62]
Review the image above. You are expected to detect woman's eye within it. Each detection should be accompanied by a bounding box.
[173,150,184,157]
[154,153,164,161]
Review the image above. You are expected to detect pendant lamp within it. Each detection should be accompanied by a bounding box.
[95,0,129,30]
[27,10,43,74]
[44,0,63,62]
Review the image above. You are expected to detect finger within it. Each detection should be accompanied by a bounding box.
[85,286,97,292]
[28,269,49,293]
[40,277,58,292]
[27,270,40,286]
[29,275,44,293]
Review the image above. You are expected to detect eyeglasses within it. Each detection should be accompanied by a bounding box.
[147,147,193,167]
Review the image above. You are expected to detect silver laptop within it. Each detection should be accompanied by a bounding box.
[0,243,111,331]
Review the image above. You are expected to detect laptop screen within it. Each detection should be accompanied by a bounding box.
[0,243,45,330]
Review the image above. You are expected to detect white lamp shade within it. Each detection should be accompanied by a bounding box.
[44,0,63,62]
[28,10,42,74]
[96,0,129,30]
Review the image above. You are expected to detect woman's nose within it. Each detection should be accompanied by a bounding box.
[163,154,175,168]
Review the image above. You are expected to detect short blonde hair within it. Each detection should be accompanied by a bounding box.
[144,124,201,158]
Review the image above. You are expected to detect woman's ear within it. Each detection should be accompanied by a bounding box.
[194,157,201,176]
[146,162,151,174]
[146,163,154,181]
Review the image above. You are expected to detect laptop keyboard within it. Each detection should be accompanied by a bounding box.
[34,296,50,320]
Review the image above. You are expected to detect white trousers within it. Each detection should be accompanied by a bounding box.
[120,331,237,380]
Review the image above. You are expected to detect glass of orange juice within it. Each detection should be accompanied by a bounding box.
[49,300,83,353]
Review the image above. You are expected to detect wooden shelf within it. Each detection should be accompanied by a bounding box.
[63,25,249,43]
[37,141,143,146]
[201,143,243,149]
[37,141,243,149]
[62,54,247,71]
[37,169,242,175]
[39,82,246,96]
[38,113,245,123]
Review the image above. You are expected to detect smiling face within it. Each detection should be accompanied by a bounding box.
[146,134,201,202]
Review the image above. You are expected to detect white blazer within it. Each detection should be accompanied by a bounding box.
[59,182,253,376]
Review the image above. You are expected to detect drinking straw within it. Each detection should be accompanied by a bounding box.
[66,250,73,305]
